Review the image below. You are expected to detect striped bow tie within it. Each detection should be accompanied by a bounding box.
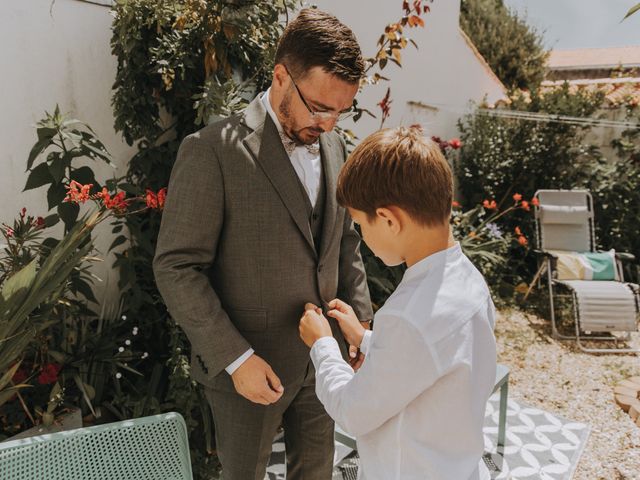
[279,131,320,156]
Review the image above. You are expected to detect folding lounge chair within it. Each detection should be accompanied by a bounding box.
[534,189,639,353]
[0,412,193,480]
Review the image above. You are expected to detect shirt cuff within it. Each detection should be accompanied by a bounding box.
[360,329,373,356]
[225,348,254,375]
[310,336,342,368]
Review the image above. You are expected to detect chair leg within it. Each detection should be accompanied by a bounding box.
[497,375,508,454]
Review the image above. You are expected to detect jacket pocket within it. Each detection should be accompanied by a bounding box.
[228,308,268,332]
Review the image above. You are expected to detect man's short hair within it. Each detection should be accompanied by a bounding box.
[274,8,364,83]
[337,126,454,226]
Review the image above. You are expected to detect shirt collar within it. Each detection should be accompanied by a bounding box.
[261,88,284,134]
[402,242,463,283]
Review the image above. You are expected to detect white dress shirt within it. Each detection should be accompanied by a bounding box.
[225,89,323,375]
[311,243,497,480]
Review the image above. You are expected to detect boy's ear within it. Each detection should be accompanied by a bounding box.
[376,207,402,234]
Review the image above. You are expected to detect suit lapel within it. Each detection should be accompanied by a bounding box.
[241,97,316,255]
[318,133,342,260]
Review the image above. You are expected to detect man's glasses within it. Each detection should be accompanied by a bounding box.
[284,65,355,123]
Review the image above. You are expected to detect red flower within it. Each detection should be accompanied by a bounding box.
[35,216,45,228]
[64,181,93,204]
[157,188,167,209]
[518,236,528,247]
[20,207,27,219]
[514,226,522,236]
[12,367,28,384]
[5,227,14,238]
[38,363,62,385]
[145,189,158,209]
[105,191,128,213]
[482,200,497,210]
[448,138,462,149]
[521,200,530,211]
[452,200,461,208]
[531,197,540,207]
[512,193,522,202]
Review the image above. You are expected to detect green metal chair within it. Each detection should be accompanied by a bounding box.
[334,364,510,457]
[0,412,193,480]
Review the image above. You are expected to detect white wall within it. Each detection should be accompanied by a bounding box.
[311,0,506,141]
[0,0,133,306]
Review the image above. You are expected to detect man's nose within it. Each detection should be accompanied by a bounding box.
[317,117,338,132]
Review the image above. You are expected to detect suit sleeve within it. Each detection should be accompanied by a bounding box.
[336,136,374,322]
[153,134,251,379]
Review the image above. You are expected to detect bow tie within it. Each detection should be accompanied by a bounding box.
[279,131,320,156]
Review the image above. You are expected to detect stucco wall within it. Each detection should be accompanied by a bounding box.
[0,0,134,306]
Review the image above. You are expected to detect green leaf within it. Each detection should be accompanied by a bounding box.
[24,163,54,191]
[27,137,52,171]
[57,202,80,231]
[36,127,57,142]
[70,166,98,187]
[48,157,66,183]
[47,183,68,211]
[43,214,60,228]
[109,235,127,251]
[624,3,640,19]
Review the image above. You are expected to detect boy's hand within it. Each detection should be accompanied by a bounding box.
[299,303,332,348]
[327,298,366,349]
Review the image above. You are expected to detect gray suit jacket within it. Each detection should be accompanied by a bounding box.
[153,95,373,390]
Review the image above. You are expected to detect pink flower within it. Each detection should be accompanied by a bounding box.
[448,138,462,149]
[512,193,522,202]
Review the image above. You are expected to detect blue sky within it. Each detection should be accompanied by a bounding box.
[504,0,640,50]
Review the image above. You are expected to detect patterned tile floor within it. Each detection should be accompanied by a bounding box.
[265,393,590,480]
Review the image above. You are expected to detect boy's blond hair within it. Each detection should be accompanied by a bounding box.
[336,126,453,226]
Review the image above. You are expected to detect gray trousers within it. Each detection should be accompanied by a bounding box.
[205,363,334,480]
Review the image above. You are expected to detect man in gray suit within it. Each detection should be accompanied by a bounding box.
[153,8,373,480]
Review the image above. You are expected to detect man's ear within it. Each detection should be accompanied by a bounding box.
[273,64,288,88]
[376,207,402,234]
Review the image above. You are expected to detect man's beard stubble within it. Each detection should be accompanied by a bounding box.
[278,90,323,145]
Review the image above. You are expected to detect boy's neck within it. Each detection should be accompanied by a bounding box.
[403,225,455,268]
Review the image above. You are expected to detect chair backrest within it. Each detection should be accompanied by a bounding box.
[0,412,193,480]
[534,189,595,253]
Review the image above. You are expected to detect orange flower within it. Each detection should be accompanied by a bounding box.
[157,188,167,209]
[512,193,522,202]
[104,191,128,213]
[64,180,93,204]
[452,200,461,208]
[518,235,528,246]
[482,200,497,210]
[448,138,462,149]
[521,200,530,211]
[468,231,477,238]
[145,189,158,209]
[514,226,522,236]
[531,197,540,207]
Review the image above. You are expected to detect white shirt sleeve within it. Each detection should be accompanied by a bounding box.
[360,329,373,356]
[225,348,255,375]
[310,313,441,437]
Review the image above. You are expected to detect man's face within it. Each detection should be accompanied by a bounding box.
[273,65,359,145]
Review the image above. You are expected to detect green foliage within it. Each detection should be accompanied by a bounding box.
[24,105,113,232]
[589,106,640,281]
[460,0,549,90]
[0,210,99,412]
[109,1,297,474]
[456,85,640,299]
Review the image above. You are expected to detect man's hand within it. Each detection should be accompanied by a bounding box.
[299,303,333,348]
[327,298,366,349]
[231,354,284,405]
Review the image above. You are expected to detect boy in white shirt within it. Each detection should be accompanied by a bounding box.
[299,126,497,480]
